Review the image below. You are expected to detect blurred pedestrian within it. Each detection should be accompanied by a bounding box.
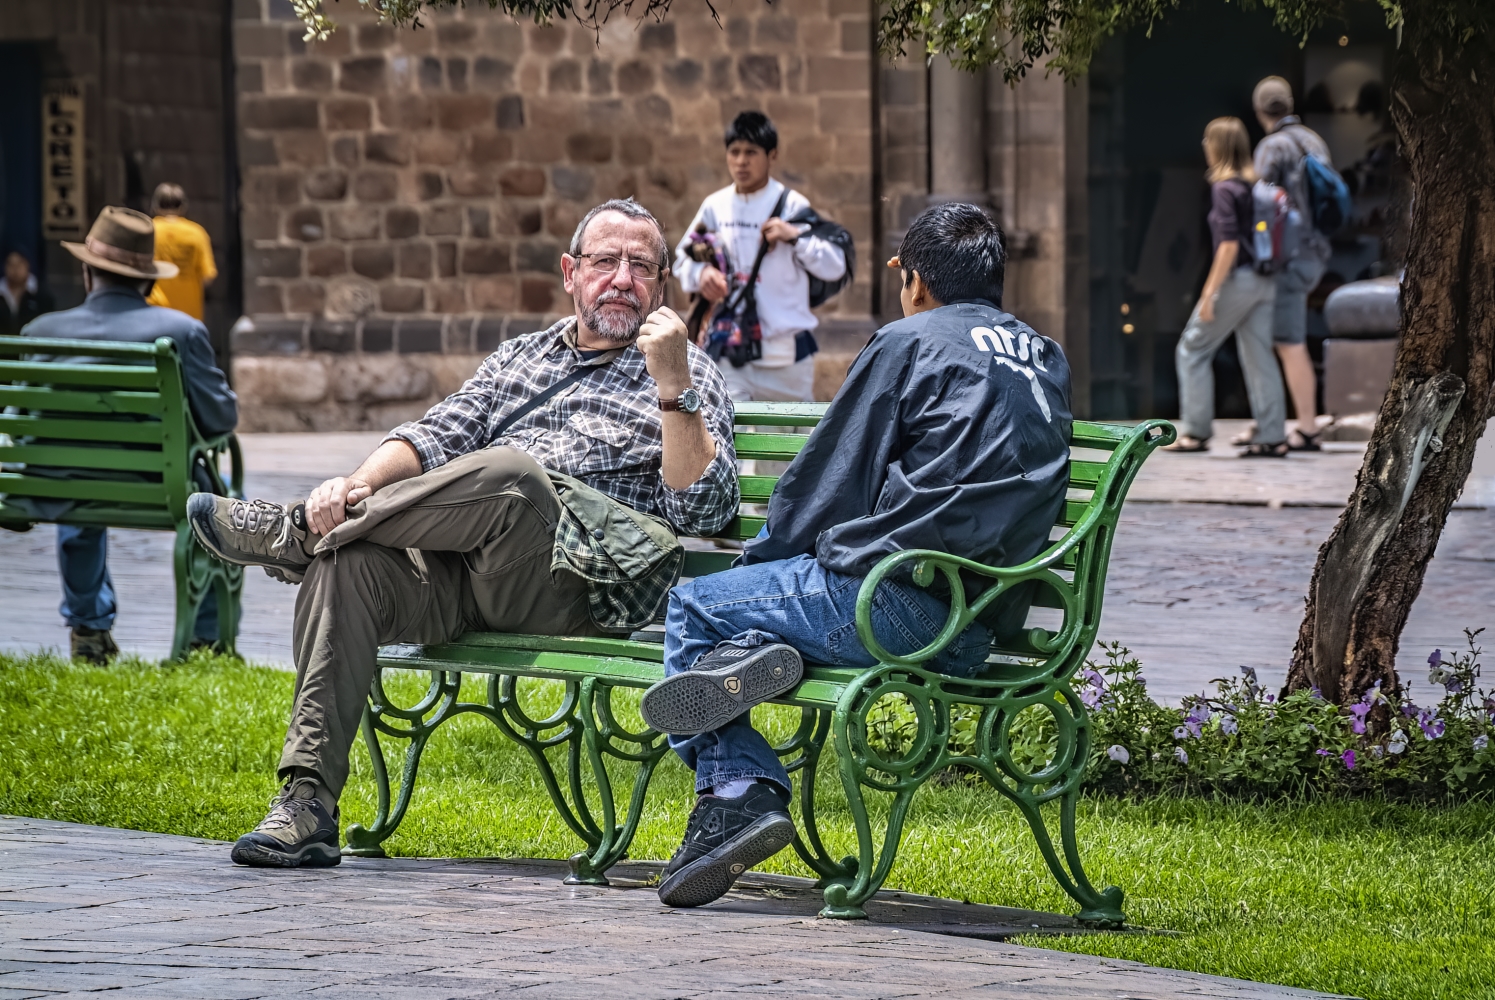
[1253,77,1332,451]
[1,251,53,336]
[1168,117,1287,457]
[20,206,237,663]
[674,111,849,403]
[144,183,217,321]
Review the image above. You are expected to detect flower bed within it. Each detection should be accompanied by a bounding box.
[870,632,1495,800]
[1076,631,1495,799]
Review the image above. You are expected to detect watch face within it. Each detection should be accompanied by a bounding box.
[679,387,702,413]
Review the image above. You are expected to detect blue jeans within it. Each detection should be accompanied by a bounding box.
[56,525,218,639]
[663,554,994,796]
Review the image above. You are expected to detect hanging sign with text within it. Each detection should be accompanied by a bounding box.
[42,84,86,238]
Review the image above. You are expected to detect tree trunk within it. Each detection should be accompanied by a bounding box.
[1288,8,1495,704]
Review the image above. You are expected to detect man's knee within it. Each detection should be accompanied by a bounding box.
[441,446,550,494]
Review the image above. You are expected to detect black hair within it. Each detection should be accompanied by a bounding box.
[897,203,1006,307]
[724,111,778,153]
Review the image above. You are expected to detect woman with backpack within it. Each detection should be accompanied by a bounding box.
[1167,116,1288,457]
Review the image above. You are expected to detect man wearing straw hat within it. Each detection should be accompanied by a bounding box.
[17,206,238,663]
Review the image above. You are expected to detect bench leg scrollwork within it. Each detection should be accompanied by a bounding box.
[346,670,668,883]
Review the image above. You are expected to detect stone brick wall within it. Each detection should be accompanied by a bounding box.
[231,0,879,430]
[2,0,235,345]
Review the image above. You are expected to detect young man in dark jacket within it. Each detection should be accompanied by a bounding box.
[639,203,1073,908]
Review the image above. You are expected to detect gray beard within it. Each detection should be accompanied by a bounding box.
[579,288,656,343]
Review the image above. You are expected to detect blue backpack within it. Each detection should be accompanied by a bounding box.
[1286,126,1352,236]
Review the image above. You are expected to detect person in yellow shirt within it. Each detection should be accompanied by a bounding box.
[145,183,217,320]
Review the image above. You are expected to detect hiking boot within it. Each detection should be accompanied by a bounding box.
[187,494,314,584]
[230,777,341,868]
[70,626,118,665]
[658,783,795,908]
[640,641,802,736]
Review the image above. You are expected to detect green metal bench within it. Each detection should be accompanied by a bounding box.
[0,334,244,661]
[359,402,1174,924]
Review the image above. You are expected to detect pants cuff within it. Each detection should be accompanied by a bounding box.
[694,767,791,800]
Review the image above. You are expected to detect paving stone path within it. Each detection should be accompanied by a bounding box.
[5,423,1492,702]
[0,817,1350,1000]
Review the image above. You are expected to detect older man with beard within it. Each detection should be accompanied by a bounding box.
[187,199,738,868]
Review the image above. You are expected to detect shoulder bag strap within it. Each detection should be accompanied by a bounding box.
[726,188,791,313]
[493,360,609,438]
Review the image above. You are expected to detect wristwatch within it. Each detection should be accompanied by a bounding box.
[659,387,702,413]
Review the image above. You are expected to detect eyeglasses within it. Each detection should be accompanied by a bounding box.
[574,253,665,281]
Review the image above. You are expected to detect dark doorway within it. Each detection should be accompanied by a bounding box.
[1085,2,1397,421]
[0,43,44,282]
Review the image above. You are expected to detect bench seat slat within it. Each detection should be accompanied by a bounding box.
[378,638,861,710]
[0,414,166,444]
[0,385,164,415]
[0,473,167,505]
[0,444,165,473]
[0,361,159,389]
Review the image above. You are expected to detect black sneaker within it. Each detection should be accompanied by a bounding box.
[640,641,802,736]
[657,783,795,908]
[230,777,341,868]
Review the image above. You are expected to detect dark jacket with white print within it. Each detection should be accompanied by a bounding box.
[741,300,1072,637]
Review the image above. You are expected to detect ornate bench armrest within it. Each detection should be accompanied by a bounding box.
[853,419,1174,667]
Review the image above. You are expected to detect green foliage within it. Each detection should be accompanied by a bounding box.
[290,0,1495,87]
[1079,634,1495,799]
[867,636,1495,800]
[2,649,1493,1000]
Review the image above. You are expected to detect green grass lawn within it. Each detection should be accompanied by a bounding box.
[2,651,1492,1000]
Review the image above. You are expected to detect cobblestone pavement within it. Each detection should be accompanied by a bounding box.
[0,817,1351,1000]
[3,424,1492,703]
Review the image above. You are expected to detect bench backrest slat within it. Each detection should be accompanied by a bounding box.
[0,334,205,521]
[0,444,166,473]
[0,385,165,416]
[0,413,166,444]
[0,473,168,506]
[0,360,162,389]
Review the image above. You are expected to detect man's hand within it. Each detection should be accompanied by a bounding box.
[635,306,692,399]
[761,217,800,246]
[305,476,374,536]
[698,265,729,304]
[1198,294,1217,324]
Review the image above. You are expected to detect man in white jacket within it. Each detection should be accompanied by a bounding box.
[673,112,847,402]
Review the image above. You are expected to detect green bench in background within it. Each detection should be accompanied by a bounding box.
[0,334,243,661]
[360,401,1174,924]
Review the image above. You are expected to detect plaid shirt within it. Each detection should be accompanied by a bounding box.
[387,317,738,629]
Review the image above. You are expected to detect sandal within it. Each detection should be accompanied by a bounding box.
[1230,425,1256,446]
[1240,441,1290,458]
[1287,428,1322,452]
[1163,435,1211,453]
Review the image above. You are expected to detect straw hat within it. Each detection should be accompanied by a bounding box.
[62,206,180,280]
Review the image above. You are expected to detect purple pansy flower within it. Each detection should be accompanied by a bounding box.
[1417,706,1445,740]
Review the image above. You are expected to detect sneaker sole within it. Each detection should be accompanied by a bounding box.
[640,646,803,736]
[657,812,795,908]
[187,494,307,575]
[230,837,342,869]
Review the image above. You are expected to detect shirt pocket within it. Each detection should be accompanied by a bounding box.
[564,412,639,471]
